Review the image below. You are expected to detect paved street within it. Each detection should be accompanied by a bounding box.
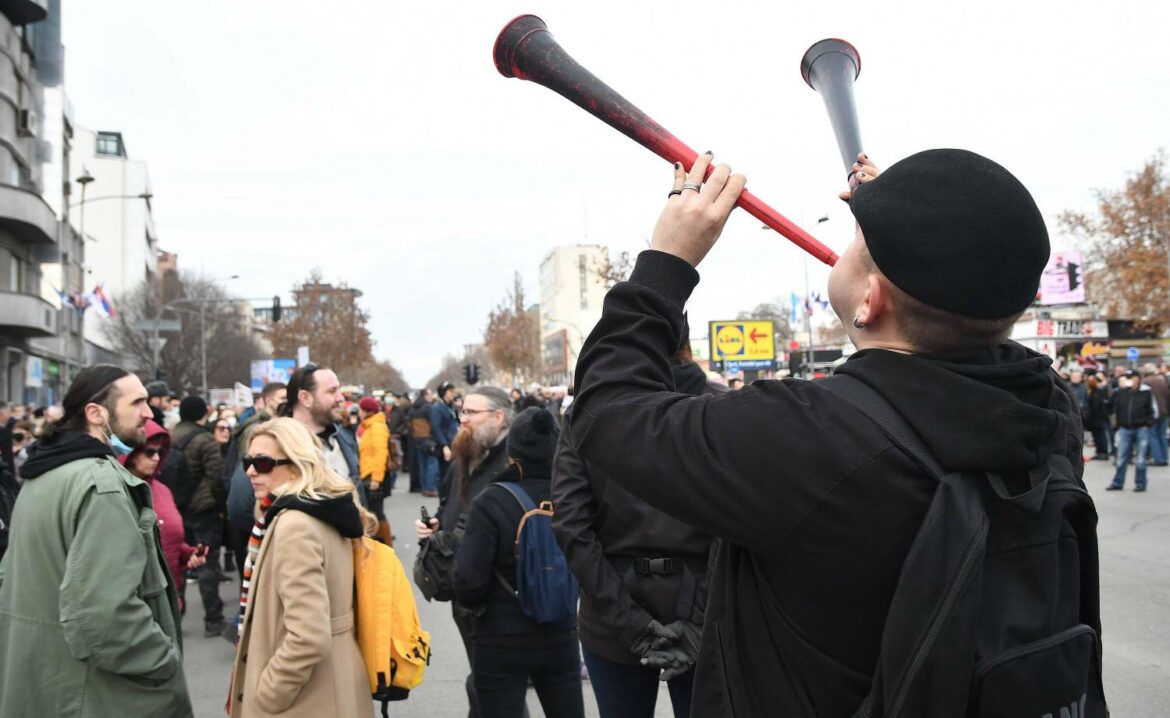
[183,460,1170,717]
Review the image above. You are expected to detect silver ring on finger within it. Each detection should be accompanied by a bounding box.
[682,182,702,193]
[667,189,683,198]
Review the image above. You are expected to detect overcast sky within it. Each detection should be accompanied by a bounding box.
[64,1,1170,386]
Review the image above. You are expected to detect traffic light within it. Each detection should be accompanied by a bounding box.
[464,363,480,385]
[272,295,282,322]
[1067,261,1082,292]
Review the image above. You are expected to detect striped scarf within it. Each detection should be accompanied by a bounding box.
[237,494,275,638]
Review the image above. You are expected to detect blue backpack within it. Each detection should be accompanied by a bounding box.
[492,482,578,624]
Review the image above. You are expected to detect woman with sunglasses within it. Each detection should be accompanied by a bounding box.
[227,417,376,718]
[117,419,207,611]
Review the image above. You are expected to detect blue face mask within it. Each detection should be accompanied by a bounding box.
[105,420,134,457]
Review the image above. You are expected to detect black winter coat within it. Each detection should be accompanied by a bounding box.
[452,464,577,646]
[1114,387,1156,428]
[568,250,1084,718]
[552,360,719,664]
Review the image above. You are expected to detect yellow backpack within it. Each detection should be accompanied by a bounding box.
[353,537,431,714]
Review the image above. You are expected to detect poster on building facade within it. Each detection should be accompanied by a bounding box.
[1039,251,1085,305]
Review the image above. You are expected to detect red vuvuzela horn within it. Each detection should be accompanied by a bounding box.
[493,15,839,267]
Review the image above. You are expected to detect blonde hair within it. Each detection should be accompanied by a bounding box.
[248,417,377,537]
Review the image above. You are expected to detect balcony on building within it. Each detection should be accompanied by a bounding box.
[0,289,55,337]
[0,182,57,246]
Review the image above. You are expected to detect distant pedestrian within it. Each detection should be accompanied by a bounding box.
[146,380,172,425]
[1142,364,1169,465]
[410,388,439,497]
[172,395,228,637]
[454,408,585,718]
[432,381,460,486]
[1109,370,1156,491]
[357,396,393,544]
[227,417,375,717]
[0,365,193,717]
[1086,376,1111,460]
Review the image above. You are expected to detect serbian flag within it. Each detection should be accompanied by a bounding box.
[90,284,115,318]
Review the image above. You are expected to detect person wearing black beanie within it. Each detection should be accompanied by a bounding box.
[452,407,584,717]
[171,395,228,638]
[562,150,1103,716]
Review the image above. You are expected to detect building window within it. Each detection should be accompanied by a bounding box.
[579,255,588,310]
[95,132,126,157]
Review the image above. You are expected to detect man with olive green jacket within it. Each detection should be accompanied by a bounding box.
[0,365,193,717]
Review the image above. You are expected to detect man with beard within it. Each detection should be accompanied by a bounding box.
[0,365,193,717]
[415,385,514,718]
[145,380,172,425]
[282,363,366,507]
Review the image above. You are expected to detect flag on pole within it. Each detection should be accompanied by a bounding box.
[87,284,116,318]
[790,293,801,323]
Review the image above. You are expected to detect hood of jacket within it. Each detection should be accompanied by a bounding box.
[835,341,1070,472]
[267,492,365,538]
[672,359,710,395]
[20,430,114,480]
[117,420,171,478]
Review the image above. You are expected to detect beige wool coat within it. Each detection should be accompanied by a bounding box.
[228,508,371,717]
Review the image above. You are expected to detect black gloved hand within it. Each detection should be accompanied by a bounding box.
[630,619,680,659]
[640,620,701,681]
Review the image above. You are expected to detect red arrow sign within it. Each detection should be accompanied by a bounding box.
[749,328,768,344]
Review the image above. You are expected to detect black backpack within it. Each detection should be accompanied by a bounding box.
[159,430,201,513]
[822,374,1107,718]
[413,514,466,602]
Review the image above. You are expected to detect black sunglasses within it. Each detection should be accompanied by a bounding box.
[142,447,162,459]
[242,454,294,474]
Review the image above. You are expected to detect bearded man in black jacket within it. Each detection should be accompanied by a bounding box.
[566,149,1100,717]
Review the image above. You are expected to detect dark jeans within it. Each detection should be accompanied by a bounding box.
[364,480,386,522]
[184,510,225,625]
[406,435,421,492]
[226,515,251,582]
[453,606,482,718]
[1090,422,1112,457]
[472,640,584,718]
[582,646,694,718]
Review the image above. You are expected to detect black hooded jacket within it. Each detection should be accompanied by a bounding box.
[568,251,1084,718]
[552,360,720,664]
[20,430,114,479]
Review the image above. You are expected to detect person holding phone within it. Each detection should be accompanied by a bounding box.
[119,419,206,611]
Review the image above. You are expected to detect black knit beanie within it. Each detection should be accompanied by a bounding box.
[506,407,560,477]
[179,396,208,423]
[849,148,1050,319]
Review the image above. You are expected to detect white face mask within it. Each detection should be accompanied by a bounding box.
[103,415,134,457]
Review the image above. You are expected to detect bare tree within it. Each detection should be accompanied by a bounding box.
[425,354,464,391]
[596,249,635,288]
[346,360,410,395]
[106,273,265,393]
[484,272,540,385]
[1060,151,1170,324]
[269,269,375,374]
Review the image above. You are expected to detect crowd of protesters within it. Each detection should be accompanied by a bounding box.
[0,151,1139,717]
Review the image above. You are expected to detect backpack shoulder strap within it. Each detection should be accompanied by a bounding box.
[491,481,536,513]
[819,373,944,479]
